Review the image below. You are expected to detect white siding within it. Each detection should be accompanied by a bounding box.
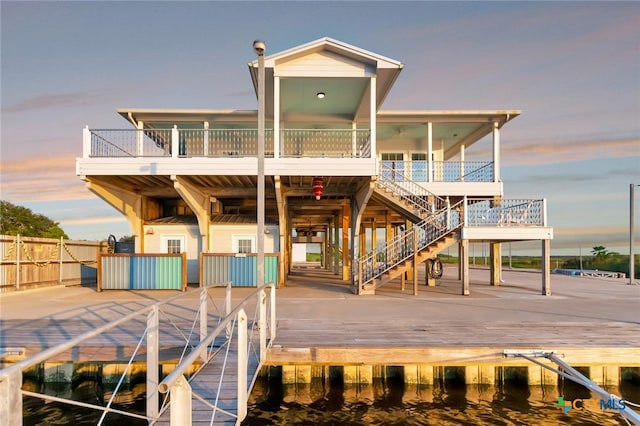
[276,51,375,78]
[209,224,279,253]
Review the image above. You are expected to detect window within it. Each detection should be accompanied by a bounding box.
[237,239,252,254]
[232,235,256,253]
[161,235,186,254]
[381,153,404,182]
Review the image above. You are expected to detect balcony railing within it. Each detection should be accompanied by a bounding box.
[280,129,371,158]
[381,160,494,183]
[465,198,546,226]
[87,128,371,159]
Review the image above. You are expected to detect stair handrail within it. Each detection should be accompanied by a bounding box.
[377,162,448,217]
[358,199,464,287]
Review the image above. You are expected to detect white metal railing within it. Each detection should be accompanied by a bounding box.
[465,198,545,226]
[280,129,371,158]
[0,282,276,426]
[380,160,494,183]
[156,282,276,425]
[86,128,372,159]
[358,199,463,287]
[377,162,448,218]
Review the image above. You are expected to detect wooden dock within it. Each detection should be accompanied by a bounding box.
[155,344,260,426]
[2,264,640,423]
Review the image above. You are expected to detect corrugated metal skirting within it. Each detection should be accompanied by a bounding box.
[201,254,279,287]
[99,254,185,291]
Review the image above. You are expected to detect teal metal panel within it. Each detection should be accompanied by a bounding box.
[131,257,156,289]
[265,255,279,287]
[229,256,255,287]
[156,257,182,289]
[101,256,130,289]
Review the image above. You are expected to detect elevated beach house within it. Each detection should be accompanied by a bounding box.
[76,38,553,295]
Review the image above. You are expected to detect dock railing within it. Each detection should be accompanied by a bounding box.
[0,282,276,426]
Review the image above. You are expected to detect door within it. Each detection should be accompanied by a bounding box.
[381,153,404,182]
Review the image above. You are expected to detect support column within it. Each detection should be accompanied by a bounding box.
[461,239,470,295]
[490,242,501,286]
[492,121,501,182]
[542,239,551,296]
[427,122,433,183]
[342,204,350,281]
[333,214,340,275]
[371,218,377,272]
[173,176,211,252]
[413,228,418,296]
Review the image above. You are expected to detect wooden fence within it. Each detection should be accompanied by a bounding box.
[0,235,106,291]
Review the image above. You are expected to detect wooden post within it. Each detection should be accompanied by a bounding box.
[342,204,350,281]
[542,239,551,296]
[490,242,501,286]
[413,228,418,296]
[461,239,470,295]
[225,282,232,338]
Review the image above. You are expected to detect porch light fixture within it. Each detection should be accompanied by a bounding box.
[316,92,325,99]
[312,176,324,200]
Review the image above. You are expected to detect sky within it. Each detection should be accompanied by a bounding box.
[1,1,639,256]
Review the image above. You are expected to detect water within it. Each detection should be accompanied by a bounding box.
[243,372,639,425]
[19,363,640,425]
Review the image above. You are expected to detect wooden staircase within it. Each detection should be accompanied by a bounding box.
[363,232,459,291]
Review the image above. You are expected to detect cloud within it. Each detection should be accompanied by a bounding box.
[501,136,638,167]
[0,156,92,203]
[1,91,114,113]
[59,216,127,226]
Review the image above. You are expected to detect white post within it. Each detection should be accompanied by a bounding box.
[0,368,23,426]
[270,283,276,341]
[199,288,208,362]
[146,306,159,420]
[237,308,248,423]
[352,121,357,157]
[460,144,465,181]
[463,196,468,225]
[83,126,91,158]
[255,40,266,290]
[274,76,280,158]
[203,121,209,157]
[170,375,192,426]
[225,282,232,338]
[369,76,377,157]
[171,125,179,159]
[446,197,451,229]
[492,122,500,182]
[427,122,433,183]
[259,287,267,362]
[136,121,144,157]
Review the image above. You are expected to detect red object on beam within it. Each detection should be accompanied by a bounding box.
[312,177,323,200]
